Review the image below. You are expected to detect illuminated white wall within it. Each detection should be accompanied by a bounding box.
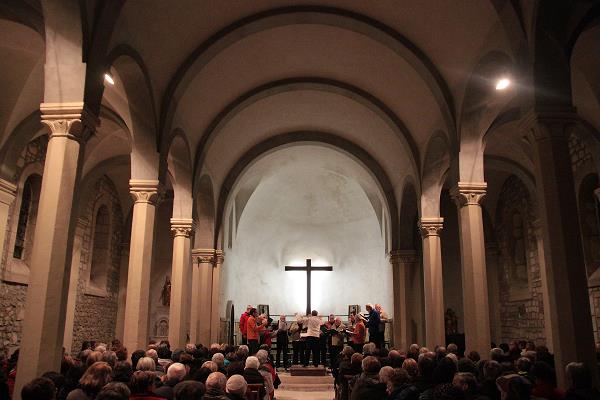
[220,145,392,317]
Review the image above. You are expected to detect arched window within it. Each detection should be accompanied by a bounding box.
[12,174,42,261]
[88,205,111,293]
[578,174,600,278]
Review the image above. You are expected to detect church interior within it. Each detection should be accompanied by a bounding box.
[1,0,600,398]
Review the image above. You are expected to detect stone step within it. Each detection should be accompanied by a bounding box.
[278,375,333,384]
[289,365,327,376]
[277,383,335,392]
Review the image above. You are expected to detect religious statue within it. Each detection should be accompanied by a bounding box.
[157,319,168,337]
[160,276,171,306]
[444,308,458,335]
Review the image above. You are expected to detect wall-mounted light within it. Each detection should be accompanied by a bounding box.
[104,73,115,85]
[495,77,510,90]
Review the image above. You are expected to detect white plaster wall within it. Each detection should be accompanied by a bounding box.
[221,146,392,317]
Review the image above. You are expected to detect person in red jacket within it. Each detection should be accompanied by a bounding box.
[239,305,252,345]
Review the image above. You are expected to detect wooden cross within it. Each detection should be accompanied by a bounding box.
[285,258,333,316]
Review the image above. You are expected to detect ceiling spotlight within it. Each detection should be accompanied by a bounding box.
[495,77,510,90]
[104,73,115,85]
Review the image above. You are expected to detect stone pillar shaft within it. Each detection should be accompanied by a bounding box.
[0,179,17,267]
[389,250,416,350]
[15,103,94,392]
[451,182,491,357]
[533,220,554,352]
[168,218,195,348]
[114,244,129,342]
[485,244,502,345]
[190,249,215,344]
[122,180,159,353]
[211,250,224,344]
[419,218,445,349]
[524,110,597,387]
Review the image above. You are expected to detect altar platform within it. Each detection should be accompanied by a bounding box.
[289,365,328,376]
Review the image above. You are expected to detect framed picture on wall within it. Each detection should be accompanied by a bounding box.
[258,304,270,320]
[348,305,360,319]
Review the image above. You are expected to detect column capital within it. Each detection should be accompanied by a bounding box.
[170,218,196,237]
[129,179,160,205]
[419,217,443,238]
[214,249,225,265]
[40,102,98,142]
[0,178,17,206]
[519,107,579,140]
[389,250,418,264]
[450,182,487,207]
[192,248,223,266]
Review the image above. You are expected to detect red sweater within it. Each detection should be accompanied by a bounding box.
[240,312,249,336]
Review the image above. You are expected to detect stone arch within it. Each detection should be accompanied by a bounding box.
[212,131,399,251]
[421,131,450,217]
[195,174,216,249]
[105,47,158,180]
[163,131,193,219]
[459,50,518,182]
[161,6,456,146]
[190,77,420,184]
[578,173,600,280]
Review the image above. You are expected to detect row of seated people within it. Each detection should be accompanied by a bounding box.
[333,342,600,400]
[1,339,280,400]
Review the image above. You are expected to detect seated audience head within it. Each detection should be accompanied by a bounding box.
[245,356,260,370]
[466,350,480,363]
[362,355,381,375]
[447,343,458,355]
[433,383,466,400]
[167,362,187,382]
[136,356,155,371]
[173,380,205,400]
[341,346,354,360]
[86,350,103,367]
[256,349,269,365]
[496,374,532,400]
[129,370,156,395]
[446,353,458,364]
[402,358,418,379]
[96,382,130,400]
[131,350,146,370]
[453,372,477,397]
[457,358,477,375]
[363,342,376,355]
[483,360,502,382]
[516,357,532,374]
[206,371,227,392]
[212,352,225,368]
[157,344,172,360]
[379,366,395,386]
[418,355,436,381]
[41,371,64,394]
[388,350,403,368]
[202,360,218,372]
[145,348,158,363]
[111,361,132,383]
[95,343,107,353]
[531,361,557,386]
[432,357,458,385]
[226,374,248,396]
[388,368,410,392]
[565,362,593,390]
[237,345,249,359]
[21,377,55,400]
[101,351,117,368]
[80,362,112,394]
[350,353,363,366]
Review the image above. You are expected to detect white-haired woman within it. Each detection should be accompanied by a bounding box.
[256,350,275,400]
[242,356,266,399]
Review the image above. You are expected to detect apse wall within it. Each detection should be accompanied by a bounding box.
[220,146,392,318]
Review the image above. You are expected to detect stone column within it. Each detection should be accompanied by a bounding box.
[122,180,160,353]
[485,244,502,346]
[168,218,195,349]
[0,179,16,263]
[114,243,129,342]
[389,250,416,350]
[211,250,225,343]
[15,103,95,391]
[419,217,445,349]
[451,182,491,357]
[523,110,597,387]
[63,217,89,355]
[532,219,555,352]
[190,249,214,345]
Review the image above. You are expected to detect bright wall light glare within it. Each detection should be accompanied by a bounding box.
[495,77,510,90]
[104,73,115,85]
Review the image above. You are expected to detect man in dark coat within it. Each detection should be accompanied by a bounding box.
[350,356,386,400]
[365,304,381,349]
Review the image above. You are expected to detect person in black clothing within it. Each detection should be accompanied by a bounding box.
[387,368,419,400]
[350,356,386,400]
[365,304,381,349]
